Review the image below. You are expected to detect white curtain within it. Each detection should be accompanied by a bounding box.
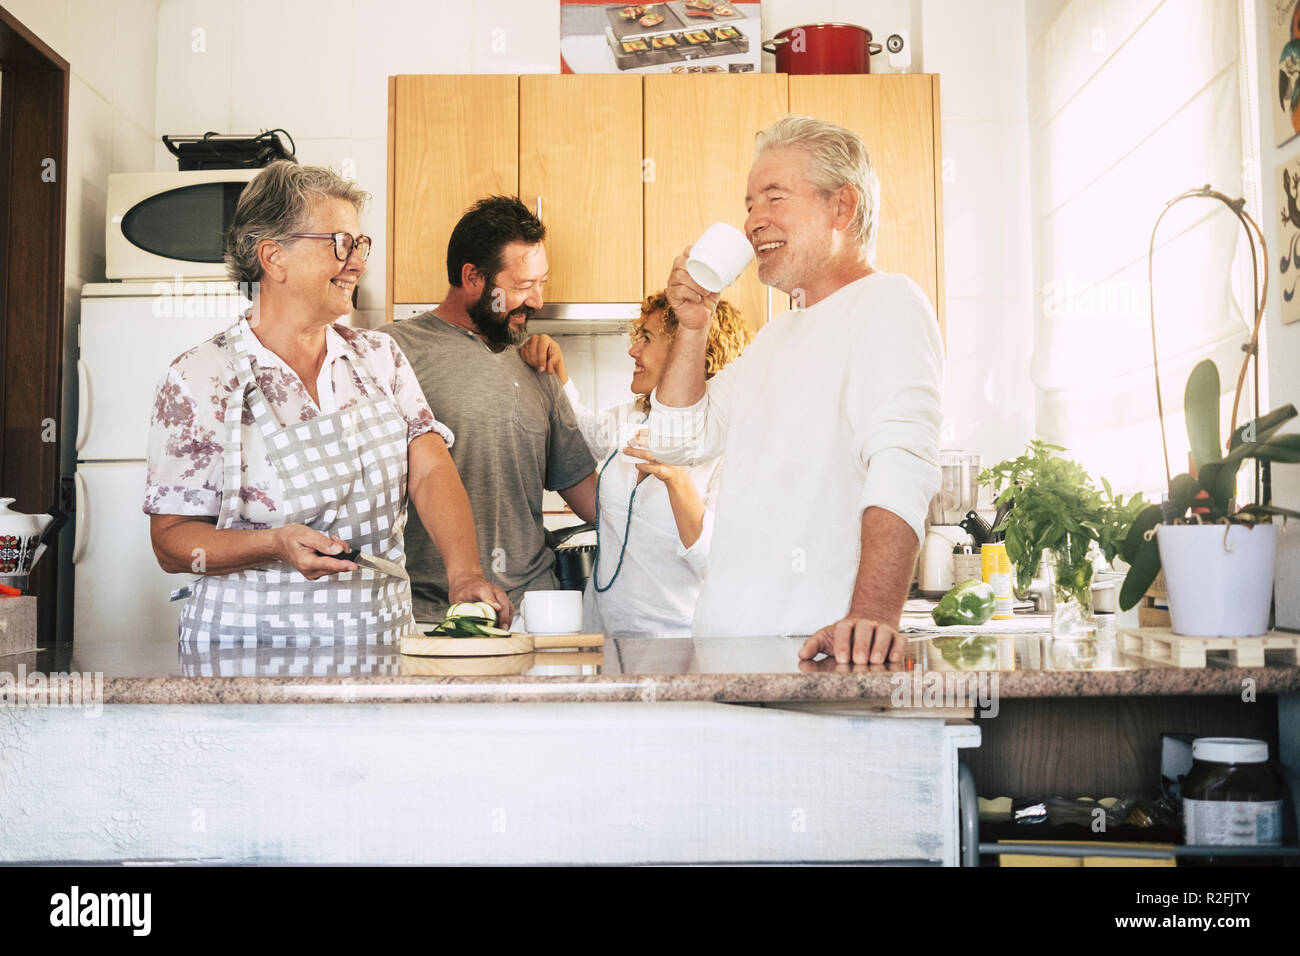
[1027,0,1256,495]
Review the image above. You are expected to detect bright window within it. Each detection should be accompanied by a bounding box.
[1028,0,1264,497]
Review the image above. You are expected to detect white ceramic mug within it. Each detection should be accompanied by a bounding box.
[685,222,755,292]
[518,590,583,635]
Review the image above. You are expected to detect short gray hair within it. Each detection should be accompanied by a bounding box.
[224,160,371,287]
[754,115,880,259]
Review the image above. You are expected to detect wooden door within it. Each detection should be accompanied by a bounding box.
[0,8,70,646]
[788,74,944,335]
[520,75,643,303]
[643,74,788,331]
[389,75,519,310]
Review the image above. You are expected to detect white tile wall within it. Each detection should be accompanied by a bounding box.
[229,0,354,138]
[113,0,161,130]
[939,297,1034,466]
[553,335,599,408]
[68,0,117,102]
[541,330,631,522]
[112,114,155,176]
[940,119,1032,301]
[923,0,1035,465]
[3,0,70,59]
[154,0,233,134]
[66,77,115,282]
[922,0,1027,122]
[349,1,472,140]
[472,0,560,73]
[351,137,388,310]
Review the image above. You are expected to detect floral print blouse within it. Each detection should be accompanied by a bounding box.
[144,318,453,527]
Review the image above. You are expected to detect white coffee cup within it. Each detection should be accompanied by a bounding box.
[685,222,755,293]
[518,590,583,635]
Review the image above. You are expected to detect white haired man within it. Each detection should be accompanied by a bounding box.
[650,115,943,664]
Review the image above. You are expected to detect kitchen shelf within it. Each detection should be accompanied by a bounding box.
[958,761,1300,866]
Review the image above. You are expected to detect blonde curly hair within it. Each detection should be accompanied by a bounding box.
[632,290,753,413]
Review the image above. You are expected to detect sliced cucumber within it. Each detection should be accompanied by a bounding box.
[446,602,485,620]
[431,620,511,638]
[472,601,499,624]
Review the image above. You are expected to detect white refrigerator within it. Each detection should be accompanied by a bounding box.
[73,282,246,647]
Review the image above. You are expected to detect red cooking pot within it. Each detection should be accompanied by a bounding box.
[762,23,882,74]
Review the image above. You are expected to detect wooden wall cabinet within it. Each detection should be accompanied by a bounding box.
[389,75,518,306]
[520,74,644,303]
[389,74,644,309]
[788,74,944,330]
[642,74,788,329]
[389,73,944,336]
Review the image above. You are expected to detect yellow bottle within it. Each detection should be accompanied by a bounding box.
[981,543,1014,619]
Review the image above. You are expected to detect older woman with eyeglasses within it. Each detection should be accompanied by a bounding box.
[145,160,511,644]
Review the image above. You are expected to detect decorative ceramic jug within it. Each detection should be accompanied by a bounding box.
[0,498,53,577]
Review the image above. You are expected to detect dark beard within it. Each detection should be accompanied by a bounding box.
[467,283,534,350]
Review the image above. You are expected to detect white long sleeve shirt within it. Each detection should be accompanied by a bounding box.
[561,383,721,638]
[648,272,944,638]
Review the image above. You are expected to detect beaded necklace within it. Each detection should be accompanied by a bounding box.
[591,445,645,593]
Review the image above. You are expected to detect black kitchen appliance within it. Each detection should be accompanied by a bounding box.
[162,130,297,171]
[547,523,598,593]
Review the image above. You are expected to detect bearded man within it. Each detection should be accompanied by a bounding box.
[382,196,596,621]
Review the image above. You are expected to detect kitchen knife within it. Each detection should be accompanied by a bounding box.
[960,510,992,546]
[990,497,1015,542]
[318,546,409,580]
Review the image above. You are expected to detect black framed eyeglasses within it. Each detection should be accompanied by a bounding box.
[290,232,372,262]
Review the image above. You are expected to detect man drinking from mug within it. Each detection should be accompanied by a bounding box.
[649,115,943,665]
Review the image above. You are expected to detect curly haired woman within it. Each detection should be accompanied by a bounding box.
[520,291,752,637]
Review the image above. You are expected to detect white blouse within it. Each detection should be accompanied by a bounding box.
[562,382,720,639]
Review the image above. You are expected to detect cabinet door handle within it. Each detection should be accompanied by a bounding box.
[537,195,543,221]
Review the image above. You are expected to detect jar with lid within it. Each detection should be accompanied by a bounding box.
[1182,737,1282,866]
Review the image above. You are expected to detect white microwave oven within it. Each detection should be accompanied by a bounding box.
[105,169,258,280]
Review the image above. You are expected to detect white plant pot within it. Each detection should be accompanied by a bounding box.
[1156,523,1277,637]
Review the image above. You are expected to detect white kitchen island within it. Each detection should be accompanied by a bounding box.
[0,638,979,865]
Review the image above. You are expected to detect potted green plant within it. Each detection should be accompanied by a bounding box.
[1119,185,1300,636]
[1117,359,1300,635]
[980,441,1147,638]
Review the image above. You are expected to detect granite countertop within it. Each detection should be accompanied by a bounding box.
[4,619,1299,704]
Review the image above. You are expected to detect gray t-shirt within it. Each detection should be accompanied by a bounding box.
[381,312,596,620]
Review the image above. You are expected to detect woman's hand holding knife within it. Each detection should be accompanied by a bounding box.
[273,525,359,580]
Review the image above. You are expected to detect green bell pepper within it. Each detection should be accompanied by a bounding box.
[931,579,996,627]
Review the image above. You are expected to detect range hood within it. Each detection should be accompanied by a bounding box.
[392,302,638,335]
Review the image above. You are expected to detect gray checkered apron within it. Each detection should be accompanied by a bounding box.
[178,320,414,647]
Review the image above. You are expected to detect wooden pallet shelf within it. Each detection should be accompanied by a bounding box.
[1119,626,1300,668]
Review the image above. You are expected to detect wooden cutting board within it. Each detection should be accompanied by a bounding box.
[399,632,605,657]
[399,649,605,676]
